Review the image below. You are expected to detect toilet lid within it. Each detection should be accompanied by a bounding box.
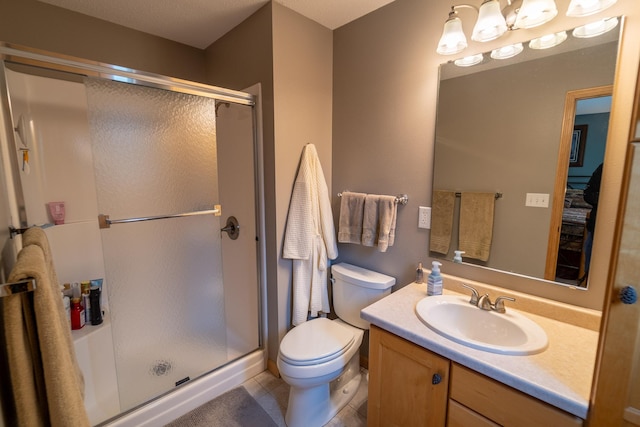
[279,318,355,366]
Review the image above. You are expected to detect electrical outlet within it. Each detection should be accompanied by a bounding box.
[525,193,549,208]
[419,206,431,229]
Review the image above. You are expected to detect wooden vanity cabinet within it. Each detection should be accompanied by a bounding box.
[449,363,583,427]
[368,325,450,426]
[368,326,584,427]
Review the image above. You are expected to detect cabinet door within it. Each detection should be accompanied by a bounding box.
[589,143,640,426]
[368,325,449,427]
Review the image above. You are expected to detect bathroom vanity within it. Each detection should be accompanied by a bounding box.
[361,278,600,426]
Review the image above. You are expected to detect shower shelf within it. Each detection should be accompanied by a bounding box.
[71,312,110,343]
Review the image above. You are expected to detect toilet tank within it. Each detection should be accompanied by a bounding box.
[331,263,395,329]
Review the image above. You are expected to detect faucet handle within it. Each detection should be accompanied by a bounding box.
[461,283,480,306]
[478,294,493,311]
[493,296,516,313]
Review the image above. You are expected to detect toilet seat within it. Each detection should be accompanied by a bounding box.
[279,318,355,366]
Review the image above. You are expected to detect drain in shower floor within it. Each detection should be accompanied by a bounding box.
[150,360,173,377]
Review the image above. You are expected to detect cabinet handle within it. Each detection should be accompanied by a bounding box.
[432,373,442,385]
[619,286,638,304]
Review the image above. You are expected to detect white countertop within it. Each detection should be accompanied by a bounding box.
[360,281,599,419]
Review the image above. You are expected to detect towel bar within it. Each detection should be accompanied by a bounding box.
[98,205,222,229]
[455,192,502,199]
[8,226,29,239]
[337,192,409,205]
[0,279,36,298]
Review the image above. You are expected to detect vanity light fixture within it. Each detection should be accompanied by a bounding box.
[513,0,558,29]
[566,0,617,17]
[437,8,469,55]
[436,0,558,55]
[490,42,524,59]
[454,53,485,66]
[572,16,618,38]
[529,30,567,49]
[472,0,508,42]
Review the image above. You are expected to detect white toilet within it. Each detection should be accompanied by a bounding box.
[277,262,395,427]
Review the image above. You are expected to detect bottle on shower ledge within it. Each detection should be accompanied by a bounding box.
[71,298,85,330]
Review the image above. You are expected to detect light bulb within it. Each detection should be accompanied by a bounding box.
[529,31,567,49]
[514,0,558,29]
[472,0,508,42]
[573,17,618,38]
[454,53,484,67]
[566,0,617,17]
[437,14,468,55]
[490,43,524,59]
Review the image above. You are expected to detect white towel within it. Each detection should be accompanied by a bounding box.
[338,191,366,244]
[283,144,338,326]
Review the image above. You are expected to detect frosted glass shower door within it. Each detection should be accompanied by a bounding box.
[84,78,228,410]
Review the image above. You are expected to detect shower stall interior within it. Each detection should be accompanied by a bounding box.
[0,44,266,425]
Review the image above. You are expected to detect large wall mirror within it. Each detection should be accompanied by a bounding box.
[430,20,620,290]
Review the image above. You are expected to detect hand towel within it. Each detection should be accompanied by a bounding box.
[429,190,456,255]
[283,144,338,325]
[362,195,381,247]
[337,191,366,244]
[459,192,495,262]
[376,195,398,252]
[4,228,90,427]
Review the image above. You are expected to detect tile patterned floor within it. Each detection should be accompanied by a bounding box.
[241,368,368,427]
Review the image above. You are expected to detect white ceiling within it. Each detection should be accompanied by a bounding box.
[37,0,396,49]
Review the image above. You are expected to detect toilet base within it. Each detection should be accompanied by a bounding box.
[285,371,362,427]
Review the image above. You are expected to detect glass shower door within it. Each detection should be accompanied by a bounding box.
[84,78,228,410]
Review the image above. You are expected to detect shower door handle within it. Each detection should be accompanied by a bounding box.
[221,216,240,240]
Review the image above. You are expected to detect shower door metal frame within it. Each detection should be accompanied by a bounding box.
[0,41,267,354]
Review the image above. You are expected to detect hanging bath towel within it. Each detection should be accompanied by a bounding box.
[4,228,90,427]
[459,192,495,261]
[283,144,338,326]
[429,190,456,255]
[337,191,366,244]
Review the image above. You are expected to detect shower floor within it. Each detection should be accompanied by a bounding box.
[115,339,232,411]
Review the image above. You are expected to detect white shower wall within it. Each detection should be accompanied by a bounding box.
[6,69,120,424]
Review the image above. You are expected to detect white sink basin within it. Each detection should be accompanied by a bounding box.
[415,295,548,355]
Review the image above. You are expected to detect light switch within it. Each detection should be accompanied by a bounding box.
[525,193,549,208]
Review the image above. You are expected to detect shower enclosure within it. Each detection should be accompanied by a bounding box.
[0,43,265,425]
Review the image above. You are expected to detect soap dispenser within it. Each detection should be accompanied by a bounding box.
[427,261,443,296]
[453,250,465,263]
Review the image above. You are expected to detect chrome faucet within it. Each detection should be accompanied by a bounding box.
[478,294,494,311]
[493,296,516,313]
[461,283,480,306]
[460,283,516,313]
[478,294,516,313]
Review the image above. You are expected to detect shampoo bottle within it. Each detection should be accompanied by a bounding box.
[427,261,443,296]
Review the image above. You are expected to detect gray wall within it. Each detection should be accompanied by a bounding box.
[0,0,206,82]
[333,0,437,287]
[206,3,334,363]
